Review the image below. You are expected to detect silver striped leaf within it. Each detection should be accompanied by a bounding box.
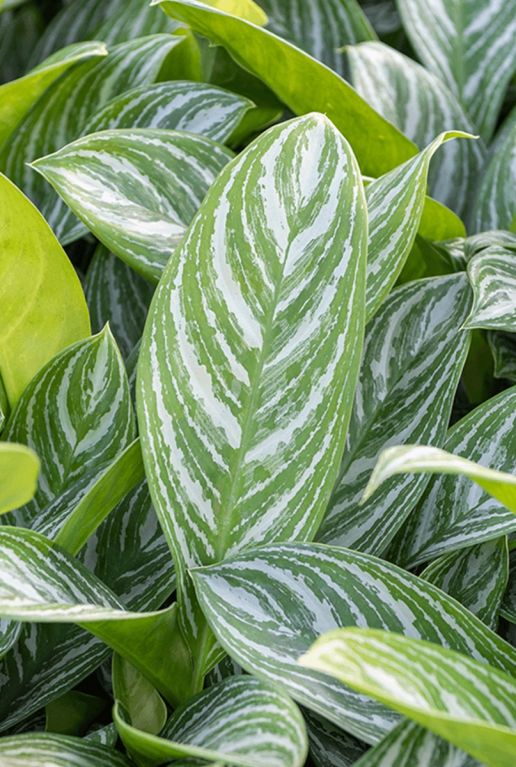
[301,628,516,767]
[464,247,516,332]
[0,733,132,766]
[364,132,471,320]
[390,387,516,567]
[191,543,516,744]
[317,274,471,555]
[0,5,41,84]
[259,0,376,76]
[156,0,418,177]
[85,245,155,360]
[33,129,233,281]
[397,0,516,142]
[347,41,485,219]
[85,81,253,143]
[360,0,400,35]
[469,109,516,233]
[93,0,179,45]
[463,229,516,261]
[0,41,107,150]
[0,443,39,516]
[0,35,182,242]
[487,331,516,384]
[114,675,308,767]
[422,538,509,629]
[137,113,368,662]
[304,710,367,767]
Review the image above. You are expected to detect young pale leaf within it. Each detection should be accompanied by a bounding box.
[348,42,485,218]
[0,41,106,150]
[192,543,516,744]
[33,129,233,281]
[85,81,253,143]
[364,133,472,320]
[0,443,39,515]
[317,274,471,555]
[464,247,516,332]
[397,0,516,141]
[0,733,131,766]
[259,0,375,75]
[300,628,516,767]
[114,675,308,767]
[0,173,90,407]
[138,113,367,656]
[391,387,516,567]
[155,0,417,176]
[112,654,167,735]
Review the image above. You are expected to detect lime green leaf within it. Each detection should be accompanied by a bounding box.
[0,733,131,766]
[397,0,516,141]
[32,129,233,281]
[114,675,308,767]
[464,247,516,332]
[112,654,167,736]
[192,543,516,743]
[197,0,268,24]
[0,443,39,516]
[418,196,466,241]
[155,0,417,176]
[0,41,106,150]
[300,628,516,767]
[0,173,90,407]
[317,274,471,554]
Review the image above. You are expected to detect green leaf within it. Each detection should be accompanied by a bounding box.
[464,247,516,332]
[0,5,43,83]
[155,0,417,176]
[138,113,367,677]
[0,733,131,766]
[501,549,516,624]
[0,41,106,150]
[300,627,516,767]
[364,132,472,319]
[390,387,516,566]
[397,0,516,141]
[114,675,308,767]
[418,196,466,242]
[0,443,39,516]
[192,542,516,744]
[488,331,516,383]
[304,710,367,767]
[317,274,471,555]
[0,0,30,12]
[85,81,253,143]
[112,654,167,735]
[32,128,233,281]
[348,41,485,218]
[259,0,376,75]
[45,690,106,736]
[0,173,90,408]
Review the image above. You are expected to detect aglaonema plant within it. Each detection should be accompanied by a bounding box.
[0,1,515,766]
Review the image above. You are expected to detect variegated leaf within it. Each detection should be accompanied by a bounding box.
[361,0,401,35]
[0,35,182,242]
[501,549,516,624]
[259,0,375,75]
[192,543,516,744]
[0,443,39,516]
[348,41,485,218]
[0,733,132,766]
[114,675,308,767]
[390,387,516,567]
[317,274,471,555]
[33,129,233,281]
[364,132,472,320]
[301,628,516,767]
[464,229,516,260]
[156,0,417,176]
[397,0,516,141]
[464,247,516,332]
[138,114,367,673]
[86,80,253,143]
[304,710,367,767]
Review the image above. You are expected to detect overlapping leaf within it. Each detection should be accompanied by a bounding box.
[33,129,233,280]
[488,331,516,383]
[317,274,471,554]
[0,443,39,516]
[192,542,516,744]
[304,711,366,767]
[0,733,132,766]
[112,655,167,735]
[464,247,516,332]
[301,628,516,767]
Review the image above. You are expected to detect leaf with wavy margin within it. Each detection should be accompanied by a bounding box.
[464,247,516,332]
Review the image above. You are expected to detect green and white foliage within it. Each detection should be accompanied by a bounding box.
[33,129,233,280]
[391,388,516,567]
[192,542,516,743]
[85,81,253,143]
[317,274,471,554]
[138,113,367,646]
[85,245,155,359]
[301,628,516,767]
[397,0,516,141]
[115,675,308,767]
[501,550,516,625]
[0,732,132,766]
[259,0,375,75]
[465,247,516,332]
[304,710,367,767]
[347,41,485,218]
